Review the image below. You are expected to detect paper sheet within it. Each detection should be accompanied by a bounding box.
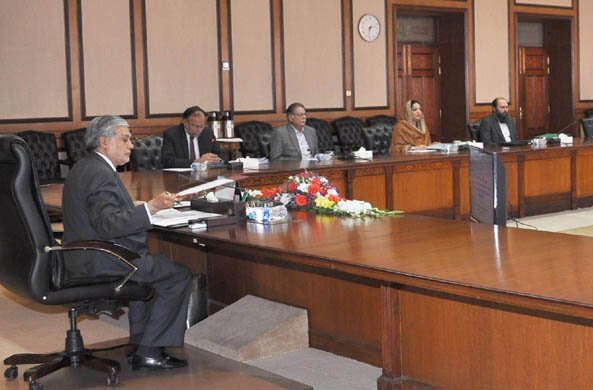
[177,178,236,197]
[151,209,221,227]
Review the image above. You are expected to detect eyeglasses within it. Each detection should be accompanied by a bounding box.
[292,112,307,117]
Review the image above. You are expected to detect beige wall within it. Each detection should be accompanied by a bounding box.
[230,0,274,112]
[352,0,388,108]
[0,0,69,120]
[283,0,344,110]
[81,0,134,117]
[474,0,510,104]
[516,0,572,7]
[145,0,220,115]
[579,0,593,101]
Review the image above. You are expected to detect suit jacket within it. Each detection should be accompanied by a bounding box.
[270,124,319,160]
[161,124,222,168]
[478,114,519,145]
[62,152,152,276]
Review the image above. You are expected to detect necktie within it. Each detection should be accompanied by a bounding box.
[189,136,196,161]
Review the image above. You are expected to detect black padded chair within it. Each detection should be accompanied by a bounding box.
[585,108,593,118]
[467,121,482,142]
[17,130,64,184]
[582,117,593,137]
[362,123,393,155]
[0,134,153,389]
[235,121,273,158]
[61,128,88,167]
[306,118,335,153]
[333,116,365,152]
[257,131,273,158]
[130,135,163,171]
[366,115,396,127]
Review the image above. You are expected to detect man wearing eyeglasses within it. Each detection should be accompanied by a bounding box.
[270,102,319,160]
[161,105,222,168]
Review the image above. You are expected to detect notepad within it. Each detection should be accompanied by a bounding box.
[151,209,222,227]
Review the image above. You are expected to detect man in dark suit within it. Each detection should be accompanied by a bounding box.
[270,102,319,160]
[62,116,192,370]
[478,97,519,145]
[161,105,222,168]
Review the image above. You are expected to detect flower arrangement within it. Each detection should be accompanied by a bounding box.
[242,170,403,218]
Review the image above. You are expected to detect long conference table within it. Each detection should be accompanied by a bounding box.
[42,141,593,388]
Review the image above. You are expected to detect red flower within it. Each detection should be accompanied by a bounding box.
[287,182,297,192]
[295,194,308,207]
[261,187,278,198]
[329,194,341,202]
[308,182,320,195]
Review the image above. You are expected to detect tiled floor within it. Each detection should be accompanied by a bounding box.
[509,206,593,232]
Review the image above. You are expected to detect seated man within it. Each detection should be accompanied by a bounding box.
[478,97,519,145]
[162,105,222,168]
[270,102,319,160]
[62,116,192,370]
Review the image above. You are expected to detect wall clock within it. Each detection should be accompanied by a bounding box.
[358,14,380,42]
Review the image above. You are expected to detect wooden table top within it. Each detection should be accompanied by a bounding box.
[166,211,593,320]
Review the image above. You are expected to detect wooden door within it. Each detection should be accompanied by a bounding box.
[397,43,441,136]
[518,47,549,138]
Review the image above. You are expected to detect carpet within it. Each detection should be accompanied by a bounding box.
[559,225,593,237]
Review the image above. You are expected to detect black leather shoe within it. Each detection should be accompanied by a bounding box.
[131,353,187,370]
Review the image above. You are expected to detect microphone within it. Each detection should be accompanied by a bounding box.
[553,120,578,135]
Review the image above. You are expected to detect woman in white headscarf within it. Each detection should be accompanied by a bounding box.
[390,99,432,154]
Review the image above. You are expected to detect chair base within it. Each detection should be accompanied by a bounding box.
[5,350,120,387]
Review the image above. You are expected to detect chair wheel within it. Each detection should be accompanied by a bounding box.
[107,374,119,386]
[29,380,43,390]
[4,366,18,380]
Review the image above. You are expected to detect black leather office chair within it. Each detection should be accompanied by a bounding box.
[17,130,64,184]
[235,121,273,158]
[333,116,365,153]
[130,135,163,171]
[306,118,335,153]
[582,117,593,137]
[0,135,153,389]
[61,128,88,167]
[585,108,593,118]
[366,115,396,127]
[257,131,273,158]
[362,123,393,155]
[467,121,482,142]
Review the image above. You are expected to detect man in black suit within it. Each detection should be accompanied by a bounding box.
[62,116,192,370]
[161,105,222,168]
[478,97,519,145]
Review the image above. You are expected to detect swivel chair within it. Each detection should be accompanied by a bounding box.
[366,115,396,127]
[17,130,64,185]
[61,128,88,167]
[333,116,365,153]
[467,121,482,142]
[362,123,393,155]
[235,121,273,158]
[582,117,593,138]
[0,135,153,389]
[306,118,335,153]
[130,135,163,171]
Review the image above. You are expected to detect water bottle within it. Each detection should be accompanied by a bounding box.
[222,111,234,138]
[208,111,222,139]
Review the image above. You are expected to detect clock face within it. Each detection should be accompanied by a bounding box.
[358,14,380,42]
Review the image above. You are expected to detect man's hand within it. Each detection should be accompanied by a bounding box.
[147,191,177,214]
[195,153,221,164]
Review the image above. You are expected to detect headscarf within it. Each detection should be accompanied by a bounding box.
[402,99,427,134]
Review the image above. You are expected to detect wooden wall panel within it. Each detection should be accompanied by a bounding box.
[392,164,454,212]
[352,174,386,209]
[352,0,387,108]
[80,0,135,118]
[283,0,344,110]
[230,0,274,112]
[523,156,570,196]
[474,0,510,103]
[0,0,70,121]
[144,0,219,115]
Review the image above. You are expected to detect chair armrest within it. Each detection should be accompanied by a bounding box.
[45,240,141,291]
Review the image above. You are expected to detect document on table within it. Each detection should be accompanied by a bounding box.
[151,208,221,227]
[177,178,236,197]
